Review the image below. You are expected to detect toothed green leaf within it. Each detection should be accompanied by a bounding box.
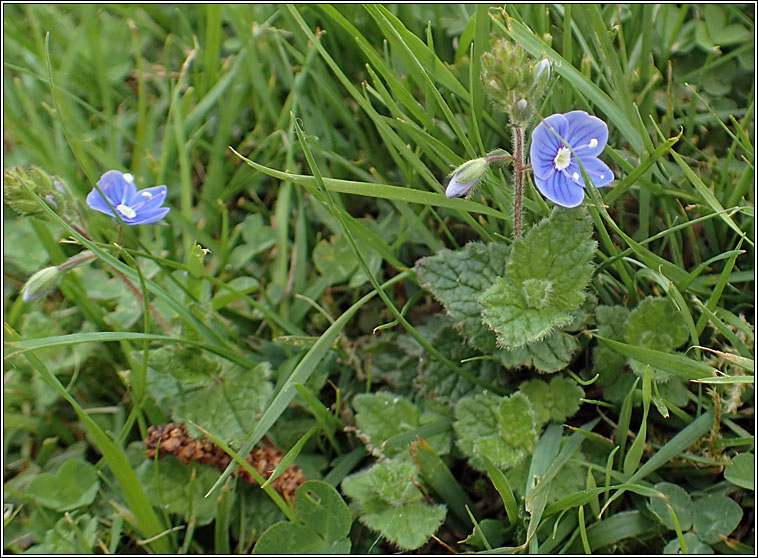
[341,461,446,551]
[418,324,508,405]
[480,207,596,348]
[496,330,580,373]
[415,242,510,351]
[453,391,538,471]
[625,297,690,381]
[519,376,585,425]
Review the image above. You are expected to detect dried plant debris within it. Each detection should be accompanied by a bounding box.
[144,423,304,500]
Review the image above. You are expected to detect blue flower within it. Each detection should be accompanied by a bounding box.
[529,111,613,208]
[86,170,170,225]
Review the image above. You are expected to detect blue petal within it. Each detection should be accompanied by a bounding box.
[132,206,170,225]
[530,114,569,179]
[128,184,166,205]
[564,111,608,157]
[446,176,477,198]
[98,170,137,205]
[128,185,167,212]
[86,188,117,217]
[534,170,585,208]
[565,156,615,188]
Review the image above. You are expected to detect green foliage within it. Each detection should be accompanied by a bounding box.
[229,214,277,270]
[593,305,635,402]
[648,482,695,531]
[724,453,754,490]
[417,323,508,404]
[692,494,743,544]
[147,348,273,443]
[26,459,100,512]
[480,207,596,348]
[663,532,714,555]
[352,391,451,458]
[25,513,98,554]
[313,233,382,287]
[519,376,585,425]
[415,241,509,351]
[341,461,446,551]
[497,330,580,373]
[625,297,689,381]
[253,481,352,554]
[453,391,538,471]
[3,3,754,555]
[137,457,221,526]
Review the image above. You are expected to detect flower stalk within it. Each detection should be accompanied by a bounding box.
[512,126,526,239]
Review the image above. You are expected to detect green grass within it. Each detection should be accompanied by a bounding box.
[3,4,754,554]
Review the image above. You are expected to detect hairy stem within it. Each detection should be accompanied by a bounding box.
[512,126,526,239]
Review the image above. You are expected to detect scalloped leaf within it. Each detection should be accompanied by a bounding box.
[480,207,596,348]
[519,376,585,425]
[453,392,538,471]
[341,461,446,551]
[415,241,510,351]
[496,330,580,373]
[147,357,273,444]
[26,459,100,512]
[353,392,419,458]
[253,481,352,554]
[359,502,446,551]
[417,324,508,404]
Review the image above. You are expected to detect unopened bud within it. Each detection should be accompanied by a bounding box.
[445,158,489,199]
[535,58,551,80]
[21,266,61,302]
[4,166,72,219]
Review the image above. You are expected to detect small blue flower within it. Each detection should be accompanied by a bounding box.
[529,111,614,208]
[86,170,170,225]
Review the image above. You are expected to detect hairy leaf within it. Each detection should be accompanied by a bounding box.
[341,461,446,551]
[415,242,510,351]
[418,324,508,404]
[453,392,538,471]
[497,330,580,373]
[480,207,596,348]
[519,376,585,425]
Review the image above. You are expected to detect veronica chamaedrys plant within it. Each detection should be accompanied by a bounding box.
[530,111,614,208]
[86,170,170,225]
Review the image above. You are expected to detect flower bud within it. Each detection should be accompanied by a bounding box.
[480,40,552,125]
[445,158,489,199]
[4,166,72,219]
[21,266,61,302]
[530,58,551,99]
[517,99,529,117]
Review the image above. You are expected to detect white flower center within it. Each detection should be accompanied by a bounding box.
[554,147,571,171]
[117,204,136,219]
[589,138,598,149]
[123,173,134,183]
[572,172,580,182]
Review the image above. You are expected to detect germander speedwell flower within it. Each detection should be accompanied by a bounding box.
[86,170,170,225]
[529,111,613,208]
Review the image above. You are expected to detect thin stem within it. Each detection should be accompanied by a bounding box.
[56,251,97,271]
[512,126,526,239]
